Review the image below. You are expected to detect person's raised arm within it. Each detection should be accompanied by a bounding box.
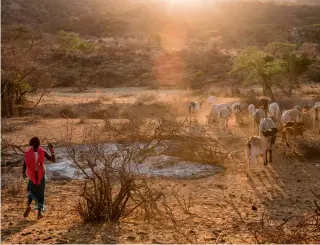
[44,143,55,163]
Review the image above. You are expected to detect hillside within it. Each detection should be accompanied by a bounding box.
[1,0,320,90]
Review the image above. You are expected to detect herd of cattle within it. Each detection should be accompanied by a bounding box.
[187,96,320,177]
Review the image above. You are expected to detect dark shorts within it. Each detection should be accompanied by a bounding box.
[27,175,46,211]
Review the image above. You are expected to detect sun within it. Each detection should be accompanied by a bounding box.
[168,0,199,4]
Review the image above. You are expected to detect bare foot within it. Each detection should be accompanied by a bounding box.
[23,206,31,218]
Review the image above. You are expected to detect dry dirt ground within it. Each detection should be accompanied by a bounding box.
[1,87,320,243]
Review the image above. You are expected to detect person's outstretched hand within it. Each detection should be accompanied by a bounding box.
[48,143,54,154]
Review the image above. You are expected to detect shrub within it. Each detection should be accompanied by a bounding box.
[66,114,193,223]
[148,80,160,90]
[135,93,156,105]
[296,139,320,159]
[195,71,204,77]
[60,106,78,118]
[2,173,24,196]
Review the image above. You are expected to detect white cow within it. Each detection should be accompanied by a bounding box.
[218,108,230,131]
[310,104,320,132]
[259,118,278,162]
[207,96,217,105]
[253,109,266,134]
[259,118,276,137]
[187,101,202,124]
[248,104,255,119]
[244,129,274,178]
[231,102,241,118]
[208,103,229,125]
[281,109,301,126]
[188,101,202,114]
[268,102,281,122]
[212,103,229,114]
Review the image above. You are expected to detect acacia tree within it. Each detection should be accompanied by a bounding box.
[57,30,91,53]
[1,26,52,117]
[231,47,282,100]
[268,42,312,97]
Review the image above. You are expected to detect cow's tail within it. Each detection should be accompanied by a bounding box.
[188,104,192,114]
[244,141,251,162]
[228,146,245,159]
[282,129,291,148]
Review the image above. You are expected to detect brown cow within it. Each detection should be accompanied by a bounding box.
[282,121,305,155]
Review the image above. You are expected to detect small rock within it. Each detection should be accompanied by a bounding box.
[297,179,301,182]
[252,205,258,211]
[8,222,14,226]
[127,235,136,241]
[44,236,52,241]
[152,239,163,244]
[51,171,61,176]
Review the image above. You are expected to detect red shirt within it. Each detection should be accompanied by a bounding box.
[24,147,45,185]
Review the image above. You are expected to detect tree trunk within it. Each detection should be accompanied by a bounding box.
[287,86,293,97]
[266,86,275,101]
[265,79,275,101]
[262,83,267,96]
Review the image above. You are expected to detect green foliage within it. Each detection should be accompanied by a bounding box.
[231,47,282,82]
[232,45,312,98]
[149,33,161,47]
[277,53,312,96]
[268,42,297,59]
[231,47,283,99]
[195,71,204,77]
[281,54,311,80]
[57,30,87,52]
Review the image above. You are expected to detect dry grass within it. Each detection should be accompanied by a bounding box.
[59,106,78,118]
[135,93,157,105]
[98,95,111,102]
[2,173,24,196]
[228,190,320,244]
[296,139,320,159]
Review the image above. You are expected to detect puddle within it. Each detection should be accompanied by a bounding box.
[45,144,223,180]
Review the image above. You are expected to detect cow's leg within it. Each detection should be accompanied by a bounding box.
[264,151,268,165]
[284,142,288,155]
[269,149,273,162]
[247,156,252,178]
